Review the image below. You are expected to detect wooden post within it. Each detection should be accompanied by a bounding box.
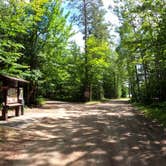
[15,106,20,116]
[2,106,8,120]
[21,105,24,115]
[2,85,8,120]
[17,86,20,103]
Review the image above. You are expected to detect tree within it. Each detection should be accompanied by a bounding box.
[86,35,111,100]
[66,0,111,101]
[0,0,28,75]
[0,0,72,104]
[24,0,72,104]
[115,0,166,103]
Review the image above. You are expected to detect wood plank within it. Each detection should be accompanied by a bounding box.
[6,103,22,107]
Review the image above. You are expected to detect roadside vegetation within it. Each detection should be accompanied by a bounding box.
[134,102,166,127]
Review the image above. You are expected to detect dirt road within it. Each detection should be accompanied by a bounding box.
[0,100,166,166]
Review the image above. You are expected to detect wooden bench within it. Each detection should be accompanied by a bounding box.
[1,88,24,120]
[2,102,23,120]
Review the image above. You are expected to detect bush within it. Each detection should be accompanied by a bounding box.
[36,97,45,106]
[134,102,166,127]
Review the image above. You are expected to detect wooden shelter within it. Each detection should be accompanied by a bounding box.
[0,74,29,120]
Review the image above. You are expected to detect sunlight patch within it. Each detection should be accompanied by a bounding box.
[91,149,107,155]
[112,155,124,161]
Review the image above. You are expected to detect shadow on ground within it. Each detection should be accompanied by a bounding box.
[0,100,166,166]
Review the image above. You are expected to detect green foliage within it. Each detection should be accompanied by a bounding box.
[2,0,164,106]
[36,97,45,106]
[40,42,83,101]
[0,0,28,75]
[0,0,73,104]
[115,0,166,103]
[65,0,113,101]
[134,102,166,127]
[86,35,113,100]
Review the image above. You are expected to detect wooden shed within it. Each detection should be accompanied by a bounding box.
[0,74,29,120]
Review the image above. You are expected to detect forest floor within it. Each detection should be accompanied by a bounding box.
[0,99,166,166]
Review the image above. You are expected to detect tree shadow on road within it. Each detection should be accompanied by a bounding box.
[0,100,166,166]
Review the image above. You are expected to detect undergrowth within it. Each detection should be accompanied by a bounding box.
[134,102,166,127]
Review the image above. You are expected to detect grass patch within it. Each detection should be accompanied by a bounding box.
[85,101,101,105]
[36,97,46,106]
[111,98,130,101]
[134,102,166,127]
[118,98,130,101]
[85,98,129,105]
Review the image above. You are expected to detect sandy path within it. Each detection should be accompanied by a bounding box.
[0,100,166,166]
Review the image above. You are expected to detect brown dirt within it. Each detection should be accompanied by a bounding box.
[0,99,166,166]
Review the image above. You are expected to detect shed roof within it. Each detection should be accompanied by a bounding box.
[0,74,29,83]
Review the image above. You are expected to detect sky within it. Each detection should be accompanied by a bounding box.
[70,0,120,49]
[102,0,113,7]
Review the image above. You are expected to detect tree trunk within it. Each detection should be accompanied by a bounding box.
[141,53,149,101]
[83,0,90,101]
[135,65,140,102]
